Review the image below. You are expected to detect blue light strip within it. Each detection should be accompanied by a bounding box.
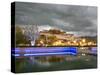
[12,47,77,53]
[12,47,77,57]
[12,50,76,53]
[12,54,20,57]
[24,52,76,56]
[12,52,76,57]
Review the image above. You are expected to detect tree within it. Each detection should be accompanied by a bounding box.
[15,26,30,46]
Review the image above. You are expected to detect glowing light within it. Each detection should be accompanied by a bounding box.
[82,53,85,56]
[40,40,44,44]
[88,42,92,45]
[12,47,77,57]
[82,39,86,43]
[24,52,77,56]
[53,40,62,46]
[12,54,20,56]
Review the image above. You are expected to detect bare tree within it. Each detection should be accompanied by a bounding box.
[21,25,39,46]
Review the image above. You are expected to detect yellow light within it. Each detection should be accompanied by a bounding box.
[53,40,62,46]
[88,42,92,45]
[40,40,44,44]
[82,39,86,43]
[73,40,76,43]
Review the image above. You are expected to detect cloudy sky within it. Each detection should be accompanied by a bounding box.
[15,2,97,36]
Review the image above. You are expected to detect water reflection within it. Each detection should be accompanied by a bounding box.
[15,47,97,73]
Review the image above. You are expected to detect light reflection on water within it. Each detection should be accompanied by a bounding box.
[15,47,97,73]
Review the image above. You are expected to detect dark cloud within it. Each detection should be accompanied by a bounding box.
[15,2,97,36]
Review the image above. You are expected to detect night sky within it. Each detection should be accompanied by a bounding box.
[15,2,97,36]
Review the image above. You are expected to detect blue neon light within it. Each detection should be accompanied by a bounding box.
[12,54,20,57]
[12,52,76,57]
[12,47,77,57]
[24,52,76,56]
[12,47,77,52]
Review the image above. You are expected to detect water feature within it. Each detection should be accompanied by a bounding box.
[14,47,97,73]
[22,25,39,46]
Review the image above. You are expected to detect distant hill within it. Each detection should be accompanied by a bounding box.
[40,29,66,34]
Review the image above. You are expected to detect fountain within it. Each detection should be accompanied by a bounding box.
[22,25,39,46]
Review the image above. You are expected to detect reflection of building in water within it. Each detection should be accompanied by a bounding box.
[28,47,97,64]
[32,56,65,65]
